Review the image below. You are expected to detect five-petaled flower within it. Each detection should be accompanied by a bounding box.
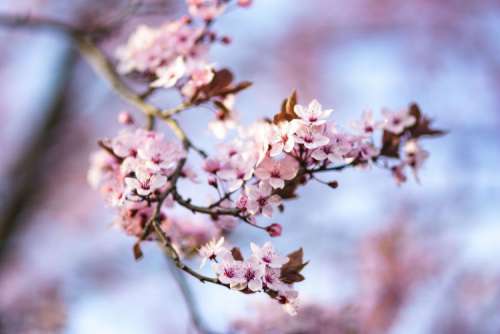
[294,99,333,126]
[245,182,282,218]
[382,108,416,134]
[251,241,289,268]
[255,156,299,189]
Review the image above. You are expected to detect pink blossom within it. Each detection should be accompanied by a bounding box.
[151,57,186,88]
[382,108,416,134]
[111,129,143,158]
[138,136,184,172]
[255,156,299,189]
[246,182,282,218]
[250,241,289,268]
[217,154,256,191]
[241,257,265,292]
[198,237,229,268]
[269,120,300,157]
[352,110,382,136]
[277,286,299,316]
[294,99,333,126]
[190,63,214,87]
[124,166,167,196]
[294,124,330,150]
[212,260,245,289]
[263,266,284,291]
[404,139,429,181]
[311,129,353,163]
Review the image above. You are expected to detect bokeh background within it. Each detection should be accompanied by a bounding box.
[1,0,500,333]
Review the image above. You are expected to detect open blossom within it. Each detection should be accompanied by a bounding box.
[217,154,256,191]
[124,166,167,197]
[311,125,352,163]
[151,57,186,88]
[138,135,184,172]
[352,110,382,136]
[241,257,265,291]
[294,99,333,126]
[277,287,299,316]
[269,120,300,157]
[404,139,429,180]
[263,266,284,291]
[245,182,282,218]
[294,123,330,150]
[213,259,245,288]
[382,108,416,134]
[198,237,228,268]
[250,242,289,268]
[255,156,299,189]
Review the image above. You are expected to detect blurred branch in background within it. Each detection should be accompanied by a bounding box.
[0,44,78,265]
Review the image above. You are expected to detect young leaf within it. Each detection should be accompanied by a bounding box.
[273,90,299,124]
[231,247,244,261]
[280,248,309,284]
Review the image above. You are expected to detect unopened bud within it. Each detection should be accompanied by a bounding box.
[118,112,134,125]
[266,223,282,237]
[328,180,338,188]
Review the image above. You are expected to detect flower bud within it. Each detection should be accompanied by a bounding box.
[238,0,252,7]
[118,112,134,125]
[266,223,282,237]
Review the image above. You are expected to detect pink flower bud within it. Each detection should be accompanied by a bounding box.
[266,223,282,237]
[221,36,232,44]
[118,112,134,125]
[238,0,252,8]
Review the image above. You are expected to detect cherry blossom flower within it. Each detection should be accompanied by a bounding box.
[245,182,282,218]
[351,110,382,137]
[217,154,256,191]
[241,257,265,292]
[250,242,289,268]
[212,259,245,288]
[255,156,299,189]
[382,108,416,134]
[294,99,333,126]
[124,166,167,197]
[190,63,215,87]
[294,124,330,150]
[138,135,184,172]
[198,237,228,268]
[269,120,301,157]
[311,128,353,163]
[151,57,186,88]
[263,266,284,291]
[277,287,299,316]
[404,139,429,181]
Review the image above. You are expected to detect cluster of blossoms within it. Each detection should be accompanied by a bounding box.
[116,0,251,99]
[88,0,443,318]
[87,127,222,253]
[200,97,438,228]
[199,238,303,315]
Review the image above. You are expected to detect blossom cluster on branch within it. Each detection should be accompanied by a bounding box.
[86,0,444,316]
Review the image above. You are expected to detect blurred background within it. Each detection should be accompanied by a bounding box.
[1,0,500,333]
